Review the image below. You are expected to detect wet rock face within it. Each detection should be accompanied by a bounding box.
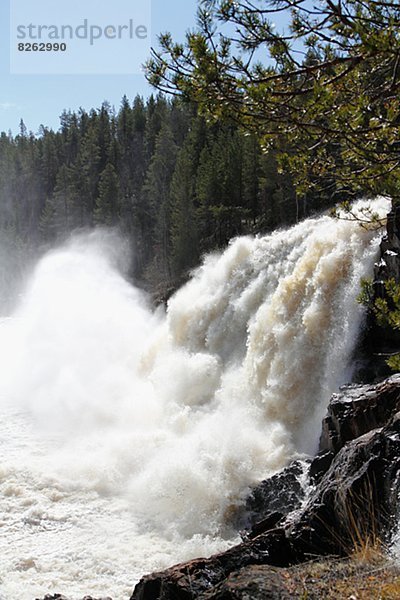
[235,460,311,536]
[309,450,334,484]
[130,375,400,600]
[292,413,400,556]
[319,374,400,453]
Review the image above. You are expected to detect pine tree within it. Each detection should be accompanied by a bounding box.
[143,122,178,282]
[170,145,199,277]
[94,163,120,226]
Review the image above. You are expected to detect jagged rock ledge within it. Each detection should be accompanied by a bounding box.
[320,375,400,453]
[131,374,400,600]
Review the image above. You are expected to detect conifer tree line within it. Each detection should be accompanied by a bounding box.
[0,94,334,297]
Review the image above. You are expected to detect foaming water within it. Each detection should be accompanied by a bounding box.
[0,200,389,599]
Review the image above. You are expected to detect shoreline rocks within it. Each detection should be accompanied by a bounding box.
[131,374,400,600]
[36,375,400,600]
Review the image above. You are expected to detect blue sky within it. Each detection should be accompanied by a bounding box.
[0,0,198,135]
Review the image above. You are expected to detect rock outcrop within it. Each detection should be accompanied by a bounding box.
[131,374,400,600]
[320,374,400,453]
[235,459,310,537]
[292,413,400,557]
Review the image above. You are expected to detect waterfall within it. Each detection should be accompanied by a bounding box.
[0,198,389,599]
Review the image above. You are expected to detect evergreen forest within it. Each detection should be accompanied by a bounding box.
[0,94,338,303]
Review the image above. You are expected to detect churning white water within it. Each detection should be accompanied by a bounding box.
[0,198,390,599]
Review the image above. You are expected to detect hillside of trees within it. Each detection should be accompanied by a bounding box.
[0,94,338,303]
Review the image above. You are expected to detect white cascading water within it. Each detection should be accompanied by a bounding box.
[0,198,390,599]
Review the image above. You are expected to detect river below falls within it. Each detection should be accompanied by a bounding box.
[0,404,235,599]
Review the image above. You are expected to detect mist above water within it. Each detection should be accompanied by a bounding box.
[0,199,390,599]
